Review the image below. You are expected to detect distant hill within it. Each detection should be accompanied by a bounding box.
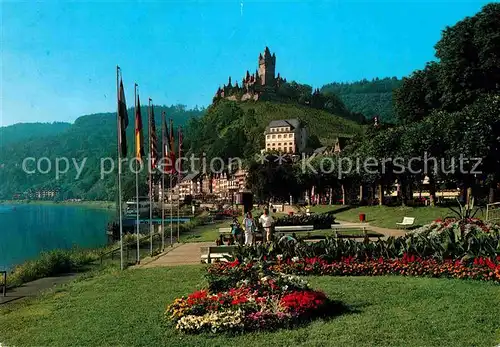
[0,122,71,147]
[320,77,402,123]
[0,98,363,200]
[0,105,205,200]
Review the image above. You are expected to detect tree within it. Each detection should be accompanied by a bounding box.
[393,62,441,124]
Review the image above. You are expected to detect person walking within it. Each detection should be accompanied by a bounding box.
[243,211,256,245]
[259,208,274,243]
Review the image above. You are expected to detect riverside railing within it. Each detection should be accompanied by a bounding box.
[1,271,6,297]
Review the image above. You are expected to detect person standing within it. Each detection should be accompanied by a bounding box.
[230,217,242,245]
[259,208,274,243]
[243,211,256,245]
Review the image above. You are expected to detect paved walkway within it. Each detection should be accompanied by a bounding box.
[336,220,408,238]
[0,273,78,305]
[137,242,212,268]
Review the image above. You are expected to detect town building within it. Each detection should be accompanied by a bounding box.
[159,169,248,203]
[264,119,307,154]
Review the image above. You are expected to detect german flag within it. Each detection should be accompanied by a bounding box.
[117,79,128,157]
[149,101,158,169]
[135,94,145,160]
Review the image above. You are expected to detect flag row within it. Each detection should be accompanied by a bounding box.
[117,68,182,175]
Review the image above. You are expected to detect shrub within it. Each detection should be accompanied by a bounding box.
[5,249,98,287]
[233,219,500,263]
[272,213,336,229]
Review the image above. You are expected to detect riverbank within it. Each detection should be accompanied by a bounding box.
[0,200,116,210]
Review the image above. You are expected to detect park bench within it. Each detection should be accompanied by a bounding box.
[396,217,415,229]
[1,270,6,297]
[331,223,368,237]
[274,225,314,236]
[200,245,237,263]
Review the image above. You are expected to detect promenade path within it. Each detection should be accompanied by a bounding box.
[336,220,408,238]
[0,273,78,305]
[137,222,408,268]
[137,242,212,268]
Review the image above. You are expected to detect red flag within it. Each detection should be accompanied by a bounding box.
[177,126,183,175]
[149,101,158,170]
[169,119,176,173]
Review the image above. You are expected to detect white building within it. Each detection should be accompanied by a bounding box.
[264,119,307,153]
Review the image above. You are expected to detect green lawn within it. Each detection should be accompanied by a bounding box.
[310,205,486,229]
[180,220,228,243]
[1,266,499,347]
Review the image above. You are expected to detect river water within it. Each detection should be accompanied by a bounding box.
[0,204,114,270]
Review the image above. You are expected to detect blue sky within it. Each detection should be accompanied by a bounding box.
[1,0,491,126]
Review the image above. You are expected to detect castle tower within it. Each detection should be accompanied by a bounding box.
[258,47,276,86]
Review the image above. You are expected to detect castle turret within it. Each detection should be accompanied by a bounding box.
[258,47,276,86]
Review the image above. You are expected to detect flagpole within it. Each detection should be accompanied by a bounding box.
[135,83,140,264]
[116,66,124,271]
[161,111,166,252]
[177,125,181,242]
[169,118,174,245]
[148,98,153,256]
[170,173,173,245]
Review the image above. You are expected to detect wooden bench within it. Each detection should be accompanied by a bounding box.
[219,227,232,234]
[200,245,237,264]
[331,223,368,237]
[1,270,6,297]
[396,217,415,229]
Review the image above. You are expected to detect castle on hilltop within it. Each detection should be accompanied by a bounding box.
[214,47,286,101]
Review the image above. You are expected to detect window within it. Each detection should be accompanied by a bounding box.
[272,134,276,139]
[277,147,281,152]
[290,133,293,138]
[289,142,293,145]
[266,135,270,139]
[278,134,282,139]
[277,143,281,146]
[289,147,293,152]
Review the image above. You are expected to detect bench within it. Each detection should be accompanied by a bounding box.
[331,223,368,237]
[1,270,6,297]
[396,217,415,229]
[200,245,237,264]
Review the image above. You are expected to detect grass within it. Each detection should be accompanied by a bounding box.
[180,220,227,243]
[310,205,486,229]
[1,265,499,347]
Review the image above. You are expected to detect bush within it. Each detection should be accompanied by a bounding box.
[261,213,336,229]
[5,249,99,287]
[233,218,500,263]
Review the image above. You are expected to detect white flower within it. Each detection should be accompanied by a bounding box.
[277,254,283,261]
[292,256,299,263]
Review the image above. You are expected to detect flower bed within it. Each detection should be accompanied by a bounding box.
[207,255,500,284]
[233,218,500,262]
[164,261,343,334]
[409,218,500,239]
